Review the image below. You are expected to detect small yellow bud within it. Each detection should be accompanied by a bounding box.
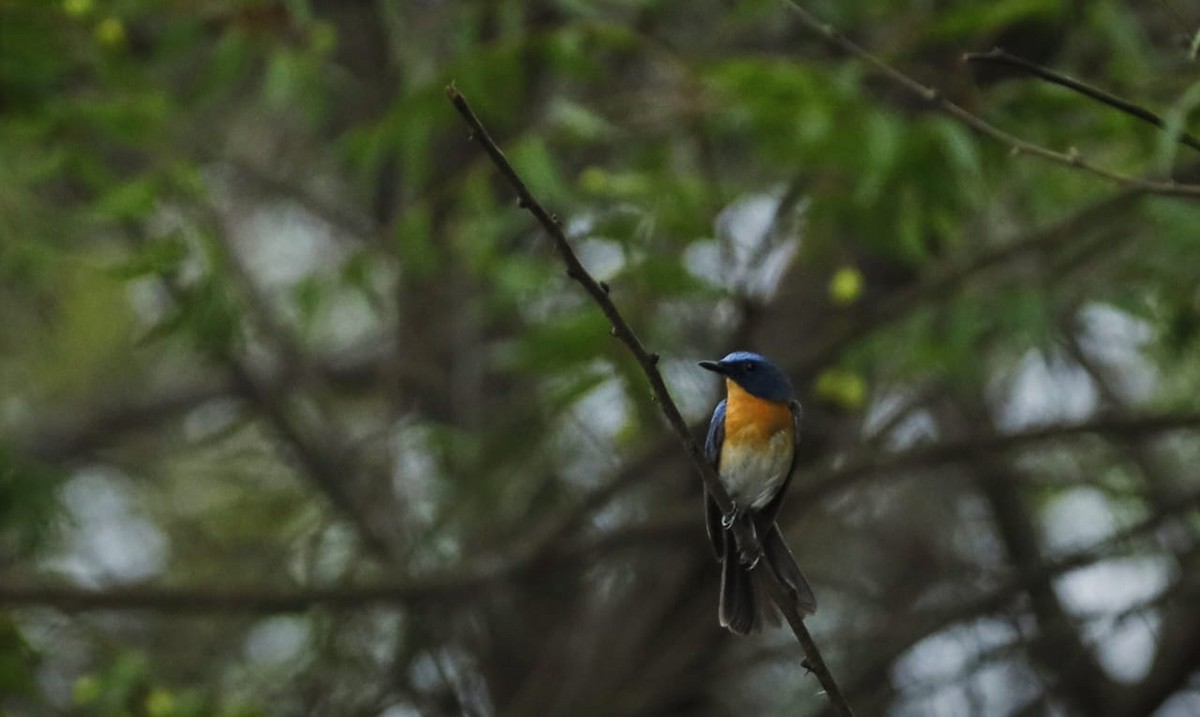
[838,371,867,409]
[829,266,864,306]
[309,22,337,55]
[72,675,100,705]
[95,17,126,48]
[145,688,176,717]
[815,368,868,410]
[578,166,608,193]
[63,0,93,18]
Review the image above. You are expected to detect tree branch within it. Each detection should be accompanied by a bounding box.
[810,482,1200,716]
[12,337,404,465]
[781,0,1200,198]
[964,48,1200,155]
[0,515,697,614]
[445,85,855,716]
[791,411,1200,511]
[789,182,1147,376]
[123,222,399,564]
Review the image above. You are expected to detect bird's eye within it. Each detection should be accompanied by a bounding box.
[744,362,756,372]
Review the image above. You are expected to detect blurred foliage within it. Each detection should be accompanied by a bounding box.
[0,447,59,563]
[1,0,1199,714]
[71,652,262,717]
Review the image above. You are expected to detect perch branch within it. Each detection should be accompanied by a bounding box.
[446,84,855,716]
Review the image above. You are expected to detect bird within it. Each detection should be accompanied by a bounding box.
[698,351,818,634]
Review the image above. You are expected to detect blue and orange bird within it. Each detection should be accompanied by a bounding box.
[699,351,818,634]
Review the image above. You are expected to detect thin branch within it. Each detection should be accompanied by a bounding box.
[791,411,1200,511]
[12,338,405,467]
[789,184,1145,376]
[444,84,736,534]
[780,0,1200,198]
[973,432,1118,713]
[445,85,855,716]
[928,484,1200,628]
[812,483,1200,715]
[122,222,399,564]
[0,583,442,614]
[515,187,1157,548]
[0,515,696,614]
[964,47,1200,155]
[15,380,229,462]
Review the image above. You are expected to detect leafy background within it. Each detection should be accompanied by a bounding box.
[1,0,1199,715]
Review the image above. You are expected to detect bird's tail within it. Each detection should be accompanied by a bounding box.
[719,524,817,635]
[719,535,762,635]
[763,523,818,616]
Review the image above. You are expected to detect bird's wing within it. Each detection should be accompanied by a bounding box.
[704,399,727,465]
[754,401,818,615]
[755,399,803,530]
[703,399,727,559]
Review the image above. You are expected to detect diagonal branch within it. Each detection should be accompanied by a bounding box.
[445,84,855,716]
[781,0,1200,198]
[964,48,1200,155]
[124,223,399,564]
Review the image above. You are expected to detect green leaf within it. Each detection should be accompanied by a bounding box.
[0,617,38,697]
[395,204,437,279]
[292,276,324,330]
[704,59,838,165]
[547,98,617,143]
[929,117,982,182]
[0,446,60,559]
[855,111,902,204]
[264,49,304,108]
[932,0,1064,41]
[339,249,384,313]
[509,136,564,203]
[139,273,239,351]
[107,234,189,280]
[514,309,609,372]
[895,186,926,262]
[201,29,252,99]
[93,176,160,222]
[1154,79,1200,175]
[394,86,439,191]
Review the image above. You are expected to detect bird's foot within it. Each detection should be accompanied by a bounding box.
[738,548,762,570]
[720,503,741,530]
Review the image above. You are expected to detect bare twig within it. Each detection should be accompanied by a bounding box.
[964,48,1200,155]
[781,0,1200,198]
[445,85,855,716]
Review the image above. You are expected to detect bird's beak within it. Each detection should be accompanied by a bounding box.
[698,360,725,375]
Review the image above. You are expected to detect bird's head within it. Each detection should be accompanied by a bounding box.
[698,351,793,402]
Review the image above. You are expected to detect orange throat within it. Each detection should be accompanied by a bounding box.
[723,379,793,444]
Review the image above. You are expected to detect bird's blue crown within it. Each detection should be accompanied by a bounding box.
[700,351,793,402]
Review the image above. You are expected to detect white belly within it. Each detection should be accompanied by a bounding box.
[718,431,793,510]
